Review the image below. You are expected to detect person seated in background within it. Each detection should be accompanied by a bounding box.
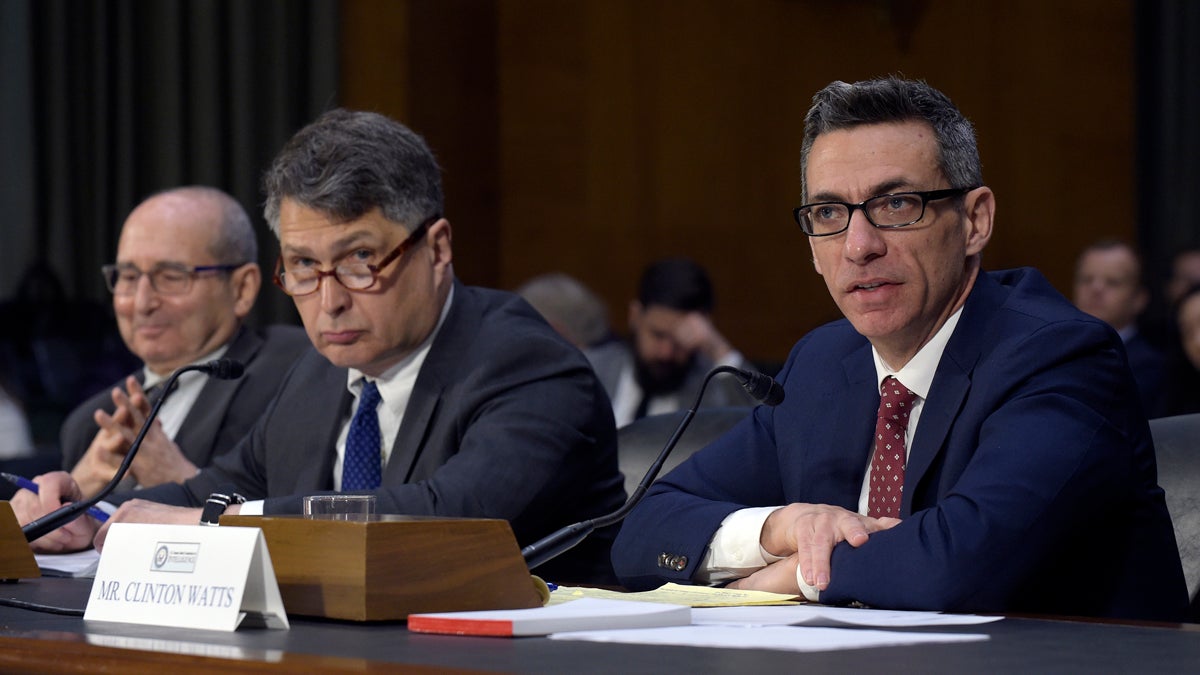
[1167,248,1200,309]
[1146,246,1200,353]
[14,110,625,585]
[1072,239,1166,416]
[516,272,613,349]
[587,258,757,427]
[611,76,1187,621]
[60,187,310,498]
[1164,284,1200,415]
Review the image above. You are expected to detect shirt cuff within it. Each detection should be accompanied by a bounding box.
[796,568,821,602]
[238,499,265,516]
[696,506,784,582]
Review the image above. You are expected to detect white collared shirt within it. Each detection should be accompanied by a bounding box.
[140,343,232,445]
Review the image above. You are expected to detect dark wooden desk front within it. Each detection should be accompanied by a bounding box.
[3,577,1200,674]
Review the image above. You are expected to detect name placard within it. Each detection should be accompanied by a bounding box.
[84,523,289,631]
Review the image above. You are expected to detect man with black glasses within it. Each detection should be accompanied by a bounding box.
[612,77,1188,621]
[60,187,308,498]
[18,111,625,585]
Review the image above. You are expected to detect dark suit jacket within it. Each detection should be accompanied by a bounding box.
[612,268,1188,621]
[60,325,310,474]
[1124,332,1167,418]
[128,283,626,584]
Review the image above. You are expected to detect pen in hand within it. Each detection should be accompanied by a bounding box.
[1,472,111,523]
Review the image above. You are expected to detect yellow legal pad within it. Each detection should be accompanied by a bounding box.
[548,582,800,607]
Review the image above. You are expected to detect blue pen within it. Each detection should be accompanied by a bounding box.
[1,472,110,523]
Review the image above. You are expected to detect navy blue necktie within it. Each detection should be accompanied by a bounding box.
[343,380,382,490]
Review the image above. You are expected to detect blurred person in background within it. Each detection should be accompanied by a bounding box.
[586,257,756,427]
[516,273,613,349]
[1072,240,1165,416]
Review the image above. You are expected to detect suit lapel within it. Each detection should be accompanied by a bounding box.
[294,361,352,492]
[173,327,263,464]
[802,342,878,510]
[903,272,1003,514]
[382,282,471,483]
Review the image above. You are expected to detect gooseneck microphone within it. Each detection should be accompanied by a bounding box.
[22,359,245,542]
[521,364,785,570]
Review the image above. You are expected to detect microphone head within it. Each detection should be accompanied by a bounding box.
[739,370,786,406]
[204,358,245,380]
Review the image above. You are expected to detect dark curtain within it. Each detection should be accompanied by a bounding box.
[17,0,339,323]
[1136,0,1200,330]
[0,0,339,448]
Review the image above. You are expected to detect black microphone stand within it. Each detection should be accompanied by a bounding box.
[521,365,784,570]
[22,359,243,542]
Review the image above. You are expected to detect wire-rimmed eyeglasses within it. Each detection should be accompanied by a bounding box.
[101,262,245,296]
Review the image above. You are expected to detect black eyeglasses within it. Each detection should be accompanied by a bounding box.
[793,187,977,237]
[272,217,436,297]
[101,262,245,296]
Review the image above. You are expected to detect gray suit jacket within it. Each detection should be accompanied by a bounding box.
[60,325,310,474]
[126,283,626,584]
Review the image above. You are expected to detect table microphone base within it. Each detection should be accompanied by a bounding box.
[220,514,543,621]
[0,503,40,581]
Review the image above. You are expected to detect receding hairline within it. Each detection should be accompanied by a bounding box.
[123,186,257,264]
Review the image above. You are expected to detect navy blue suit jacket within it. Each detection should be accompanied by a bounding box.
[126,283,626,584]
[1123,332,1167,418]
[612,268,1188,621]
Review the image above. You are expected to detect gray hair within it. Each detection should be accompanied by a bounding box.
[516,273,611,347]
[262,109,444,235]
[800,77,982,202]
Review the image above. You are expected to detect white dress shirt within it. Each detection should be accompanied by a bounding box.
[140,343,231,443]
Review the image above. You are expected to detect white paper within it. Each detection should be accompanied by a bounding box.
[691,604,1004,627]
[550,624,989,652]
[84,523,288,631]
[410,598,691,636]
[36,549,101,578]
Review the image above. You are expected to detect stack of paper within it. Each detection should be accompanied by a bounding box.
[35,549,101,578]
[408,598,691,637]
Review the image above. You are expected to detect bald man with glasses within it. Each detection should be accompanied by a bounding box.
[59,186,309,498]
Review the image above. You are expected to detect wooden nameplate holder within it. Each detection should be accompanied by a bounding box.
[0,502,40,581]
[220,514,542,621]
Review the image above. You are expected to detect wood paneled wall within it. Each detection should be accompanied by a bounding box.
[341,0,1134,364]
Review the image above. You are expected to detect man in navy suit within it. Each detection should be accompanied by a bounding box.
[611,77,1188,620]
[18,110,624,584]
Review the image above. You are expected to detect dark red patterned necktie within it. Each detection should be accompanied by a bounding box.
[868,376,918,519]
